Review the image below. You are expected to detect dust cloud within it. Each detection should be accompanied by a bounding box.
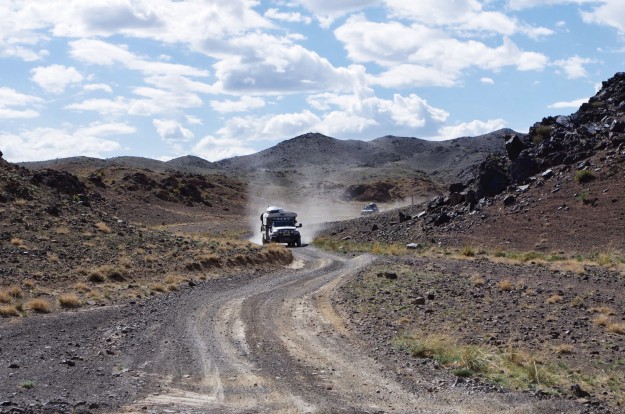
[245,170,419,245]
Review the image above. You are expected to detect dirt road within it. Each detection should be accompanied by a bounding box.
[0,248,588,413]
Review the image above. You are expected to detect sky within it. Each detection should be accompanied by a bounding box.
[0,0,624,163]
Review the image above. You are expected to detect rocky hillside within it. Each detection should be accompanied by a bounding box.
[0,154,291,317]
[320,72,625,255]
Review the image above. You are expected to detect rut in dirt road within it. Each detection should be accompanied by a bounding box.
[1,248,591,413]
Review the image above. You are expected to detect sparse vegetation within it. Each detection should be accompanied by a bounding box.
[7,285,23,298]
[574,169,595,183]
[608,323,625,335]
[151,283,167,293]
[0,305,19,317]
[553,344,574,354]
[58,294,82,309]
[498,279,513,291]
[470,273,485,286]
[533,125,552,145]
[20,380,34,389]
[546,294,562,304]
[26,299,51,313]
[95,221,112,233]
[460,246,476,257]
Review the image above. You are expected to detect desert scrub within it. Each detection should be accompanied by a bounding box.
[460,246,476,257]
[0,291,11,303]
[151,283,167,293]
[553,344,574,354]
[608,323,625,335]
[26,299,51,313]
[396,333,558,391]
[95,221,112,233]
[58,294,82,309]
[532,125,552,145]
[546,294,563,304]
[470,273,485,286]
[0,305,19,317]
[498,279,513,291]
[88,265,128,282]
[574,169,595,183]
[7,285,23,298]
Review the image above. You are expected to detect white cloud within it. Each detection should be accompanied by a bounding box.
[581,1,625,33]
[153,119,194,143]
[334,17,549,84]
[217,110,321,141]
[480,77,495,84]
[384,0,552,37]
[0,87,43,119]
[186,115,203,125]
[436,119,507,140]
[84,83,113,93]
[290,0,379,27]
[369,64,457,88]
[210,96,266,113]
[265,8,312,24]
[212,32,356,94]
[69,39,209,77]
[192,135,256,161]
[553,55,594,79]
[0,122,133,162]
[548,98,588,109]
[31,64,83,94]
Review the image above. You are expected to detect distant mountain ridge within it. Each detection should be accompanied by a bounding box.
[19,129,518,185]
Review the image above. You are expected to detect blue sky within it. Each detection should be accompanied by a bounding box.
[1,0,624,162]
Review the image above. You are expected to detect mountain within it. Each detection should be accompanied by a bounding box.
[215,130,514,181]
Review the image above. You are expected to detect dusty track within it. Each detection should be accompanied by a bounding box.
[1,248,587,413]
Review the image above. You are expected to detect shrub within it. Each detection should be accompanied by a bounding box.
[73,282,90,292]
[461,246,476,257]
[554,344,574,354]
[58,294,82,309]
[608,323,625,335]
[26,299,52,313]
[470,274,485,286]
[151,283,167,293]
[20,381,34,389]
[593,315,610,327]
[546,294,562,304]
[0,291,11,303]
[571,296,584,308]
[533,125,552,145]
[95,222,112,233]
[10,238,25,247]
[498,280,513,291]
[590,306,615,315]
[88,270,106,283]
[7,285,23,298]
[0,305,19,317]
[574,170,595,184]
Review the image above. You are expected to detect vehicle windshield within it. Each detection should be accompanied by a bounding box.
[272,219,295,227]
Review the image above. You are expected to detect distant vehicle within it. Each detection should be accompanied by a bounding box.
[260,206,302,247]
[361,202,379,215]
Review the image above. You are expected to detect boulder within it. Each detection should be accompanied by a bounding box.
[503,195,516,206]
[476,157,509,199]
[505,134,526,160]
[31,169,85,195]
[446,192,464,206]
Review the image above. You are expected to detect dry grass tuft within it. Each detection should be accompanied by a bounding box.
[7,285,23,298]
[10,238,25,247]
[608,323,625,335]
[151,283,167,293]
[593,315,610,327]
[0,291,11,303]
[589,306,615,315]
[95,221,112,233]
[460,246,476,257]
[88,265,127,282]
[26,299,52,313]
[167,284,178,291]
[0,305,19,317]
[554,344,574,354]
[498,279,513,291]
[55,226,71,235]
[14,198,28,206]
[22,279,36,289]
[571,296,584,308]
[58,294,82,309]
[546,294,563,304]
[470,273,485,286]
[73,282,90,292]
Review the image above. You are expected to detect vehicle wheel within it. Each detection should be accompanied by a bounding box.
[296,238,301,247]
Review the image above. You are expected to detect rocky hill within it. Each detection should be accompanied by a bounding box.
[321,72,625,254]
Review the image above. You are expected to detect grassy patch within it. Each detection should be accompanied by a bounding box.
[546,294,563,304]
[396,333,559,391]
[20,381,34,389]
[574,170,596,184]
[498,279,513,291]
[313,237,410,256]
[58,294,82,309]
[0,305,19,317]
[26,299,51,314]
[460,246,476,257]
[95,221,112,233]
